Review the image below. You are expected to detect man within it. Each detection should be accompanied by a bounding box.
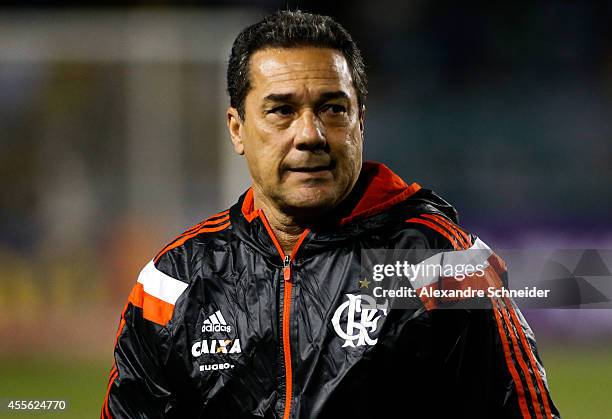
[102,11,560,418]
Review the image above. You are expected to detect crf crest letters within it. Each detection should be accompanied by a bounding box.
[332,294,388,347]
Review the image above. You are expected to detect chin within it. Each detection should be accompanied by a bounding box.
[283,188,340,216]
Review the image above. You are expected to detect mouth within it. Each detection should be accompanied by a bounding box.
[286,161,336,173]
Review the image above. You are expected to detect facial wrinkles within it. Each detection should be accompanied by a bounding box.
[253,48,353,94]
[262,68,340,84]
[243,48,362,211]
[254,81,356,142]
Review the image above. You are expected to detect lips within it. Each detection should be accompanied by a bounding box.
[286,161,335,172]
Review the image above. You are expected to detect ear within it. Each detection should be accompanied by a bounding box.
[227,107,245,155]
[359,105,366,137]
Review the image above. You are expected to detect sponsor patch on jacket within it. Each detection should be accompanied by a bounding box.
[192,339,242,357]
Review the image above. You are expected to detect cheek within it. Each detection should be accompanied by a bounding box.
[246,145,276,183]
[329,134,362,191]
[241,129,269,181]
[342,133,363,168]
[347,136,363,182]
[242,128,291,183]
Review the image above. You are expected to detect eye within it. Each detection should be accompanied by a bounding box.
[268,105,294,116]
[321,104,347,115]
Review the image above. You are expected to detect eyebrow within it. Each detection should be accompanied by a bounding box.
[263,90,350,104]
[317,91,350,102]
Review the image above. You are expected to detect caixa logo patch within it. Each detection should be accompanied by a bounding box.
[192,339,242,357]
[332,294,388,347]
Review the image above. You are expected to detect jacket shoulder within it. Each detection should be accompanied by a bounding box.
[402,212,474,251]
[393,188,474,251]
[127,209,231,327]
[153,209,232,267]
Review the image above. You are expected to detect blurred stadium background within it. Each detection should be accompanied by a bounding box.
[1,1,611,417]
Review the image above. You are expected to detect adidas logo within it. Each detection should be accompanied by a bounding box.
[201,310,231,333]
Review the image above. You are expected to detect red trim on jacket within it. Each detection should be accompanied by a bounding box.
[241,161,421,224]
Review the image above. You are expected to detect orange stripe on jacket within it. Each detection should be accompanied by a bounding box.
[421,214,471,249]
[416,258,504,310]
[101,369,118,419]
[174,216,227,240]
[112,302,131,349]
[504,297,554,418]
[154,209,230,262]
[498,299,543,418]
[102,267,183,417]
[492,299,532,418]
[406,217,460,250]
[128,282,175,326]
[168,210,229,241]
[154,220,230,263]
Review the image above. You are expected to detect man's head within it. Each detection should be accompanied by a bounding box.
[226,11,368,218]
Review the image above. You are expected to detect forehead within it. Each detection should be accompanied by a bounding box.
[248,47,355,97]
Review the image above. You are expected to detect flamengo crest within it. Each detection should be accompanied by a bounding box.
[332,294,388,347]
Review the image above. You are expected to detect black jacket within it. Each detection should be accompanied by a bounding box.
[102,162,560,419]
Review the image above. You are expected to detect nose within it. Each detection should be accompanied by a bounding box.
[294,110,326,150]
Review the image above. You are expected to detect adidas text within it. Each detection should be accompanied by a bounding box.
[201,310,231,333]
[202,323,231,333]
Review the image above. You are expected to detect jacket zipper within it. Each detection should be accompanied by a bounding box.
[256,210,309,419]
[281,254,293,419]
[283,255,291,280]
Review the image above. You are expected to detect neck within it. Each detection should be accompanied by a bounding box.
[253,192,308,256]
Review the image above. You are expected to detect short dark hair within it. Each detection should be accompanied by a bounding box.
[227,10,367,120]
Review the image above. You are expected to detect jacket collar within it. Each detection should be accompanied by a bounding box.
[230,161,421,261]
[239,161,421,226]
[336,161,421,225]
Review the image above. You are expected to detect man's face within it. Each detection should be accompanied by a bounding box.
[227,47,364,217]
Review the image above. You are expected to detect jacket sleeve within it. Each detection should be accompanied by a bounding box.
[486,295,560,418]
[406,213,560,417]
[101,258,186,418]
[428,294,560,419]
[472,237,560,418]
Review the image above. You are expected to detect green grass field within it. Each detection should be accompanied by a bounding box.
[0,346,610,418]
[0,356,110,419]
[542,346,612,418]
